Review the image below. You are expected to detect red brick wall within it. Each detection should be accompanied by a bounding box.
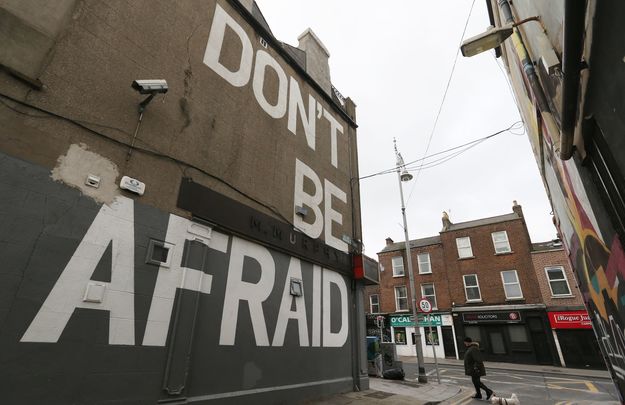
[370,215,547,315]
[374,242,449,314]
[531,249,585,307]
[440,218,542,306]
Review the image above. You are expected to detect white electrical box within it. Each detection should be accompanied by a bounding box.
[120,176,145,195]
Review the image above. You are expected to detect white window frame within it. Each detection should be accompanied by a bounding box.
[394,286,408,311]
[463,274,482,302]
[418,252,432,274]
[392,256,405,277]
[421,283,437,309]
[491,231,511,254]
[545,266,572,297]
[369,294,380,313]
[501,270,524,299]
[456,237,473,258]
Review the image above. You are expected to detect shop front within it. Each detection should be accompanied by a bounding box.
[548,310,606,369]
[389,313,457,359]
[453,304,557,365]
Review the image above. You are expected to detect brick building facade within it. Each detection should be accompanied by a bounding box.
[531,242,605,369]
[368,202,565,366]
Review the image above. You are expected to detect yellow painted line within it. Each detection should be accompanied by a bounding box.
[585,381,599,393]
[448,392,474,405]
[547,383,602,394]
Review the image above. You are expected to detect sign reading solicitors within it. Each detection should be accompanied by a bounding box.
[462,311,522,324]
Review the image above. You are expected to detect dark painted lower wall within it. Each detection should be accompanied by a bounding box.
[0,151,355,404]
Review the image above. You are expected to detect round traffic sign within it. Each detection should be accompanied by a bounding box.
[419,299,432,313]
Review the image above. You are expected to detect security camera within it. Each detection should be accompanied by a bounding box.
[132,79,168,94]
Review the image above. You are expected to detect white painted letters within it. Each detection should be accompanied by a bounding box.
[324,179,348,252]
[288,77,317,150]
[219,237,275,346]
[203,4,253,87]
[21,197,136,345]
[253,50,288,119]
[272,257,309,347]
[294,158,324,238]
[322,269,349,347]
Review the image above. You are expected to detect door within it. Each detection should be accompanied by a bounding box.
[441,326,456,358]
[528,317,553,365]
[486,326,507,355]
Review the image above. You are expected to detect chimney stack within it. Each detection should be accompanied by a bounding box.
[442,211,452,231]
[297,28,332,95]
[385,237,394,246]
[512,200,524,217]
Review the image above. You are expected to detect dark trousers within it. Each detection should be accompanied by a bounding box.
[471,374,492,397]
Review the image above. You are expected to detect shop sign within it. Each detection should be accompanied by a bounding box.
[390,314,414,327]
[417,314,442,327]
[548,311,592,329]
[462,311,522,323]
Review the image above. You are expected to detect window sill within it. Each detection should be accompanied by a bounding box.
[466,300,483,303]
[458,256,475,261]
[495,251,513,256]
[395,309,410,313]
[392,274,405,278]
[419,272,432,275]
[505,297,524,301]
[551,294,574,299]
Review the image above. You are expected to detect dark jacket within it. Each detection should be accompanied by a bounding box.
[464,342,486,376]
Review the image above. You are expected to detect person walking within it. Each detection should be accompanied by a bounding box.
[463,337,494,400]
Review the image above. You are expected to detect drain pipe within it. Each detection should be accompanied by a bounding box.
[559,0,587,160]
[497,0,560,173]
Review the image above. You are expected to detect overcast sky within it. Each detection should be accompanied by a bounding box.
[255,0,556,255]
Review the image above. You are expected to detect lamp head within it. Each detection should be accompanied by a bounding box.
[400,169,413,182]
[460,25,514,57]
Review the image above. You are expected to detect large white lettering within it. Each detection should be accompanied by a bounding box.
[272,257,309,347]
[253,49,288,118]
[294,158,324,238]
[219,237,275,346]
[142,217,228,346]
[202,4,346,168]
[288,77,317,150]
[21,197,136,345]
[293,159,348,252]
[322,269,349,347]
[203,4,253,87]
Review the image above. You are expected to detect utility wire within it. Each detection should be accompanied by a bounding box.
[358,122,520,181]
[0,92,298,229]
[406,0,476,204]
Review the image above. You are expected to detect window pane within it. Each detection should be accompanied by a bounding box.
[551,280,571,295]
[502,270,518,283]
[464,274,477,286]
[422,284,434,295]
[505,283,522,298]
[547,268,564,281]
[392,256,404,276]
[509,325,528,342]
[418,253,431,273]
[490,332,506,354]
[465,326,481,342]
[395,327,406,345]
[467,287,481,300]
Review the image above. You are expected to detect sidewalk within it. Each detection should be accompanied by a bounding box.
[399,356,612,379]
[304,378,461,405]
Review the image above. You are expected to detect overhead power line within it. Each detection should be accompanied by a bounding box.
[358,121,523,181]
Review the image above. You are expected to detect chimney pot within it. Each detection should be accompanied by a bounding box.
[385,237,394,246]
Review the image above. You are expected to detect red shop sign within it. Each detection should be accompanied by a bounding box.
[548,311,592,329]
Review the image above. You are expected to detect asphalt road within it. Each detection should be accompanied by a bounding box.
[402,363,620,404]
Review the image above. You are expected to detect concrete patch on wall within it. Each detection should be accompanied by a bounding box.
[51,143,120,204]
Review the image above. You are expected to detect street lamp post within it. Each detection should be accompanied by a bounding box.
[394,140,427,383]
